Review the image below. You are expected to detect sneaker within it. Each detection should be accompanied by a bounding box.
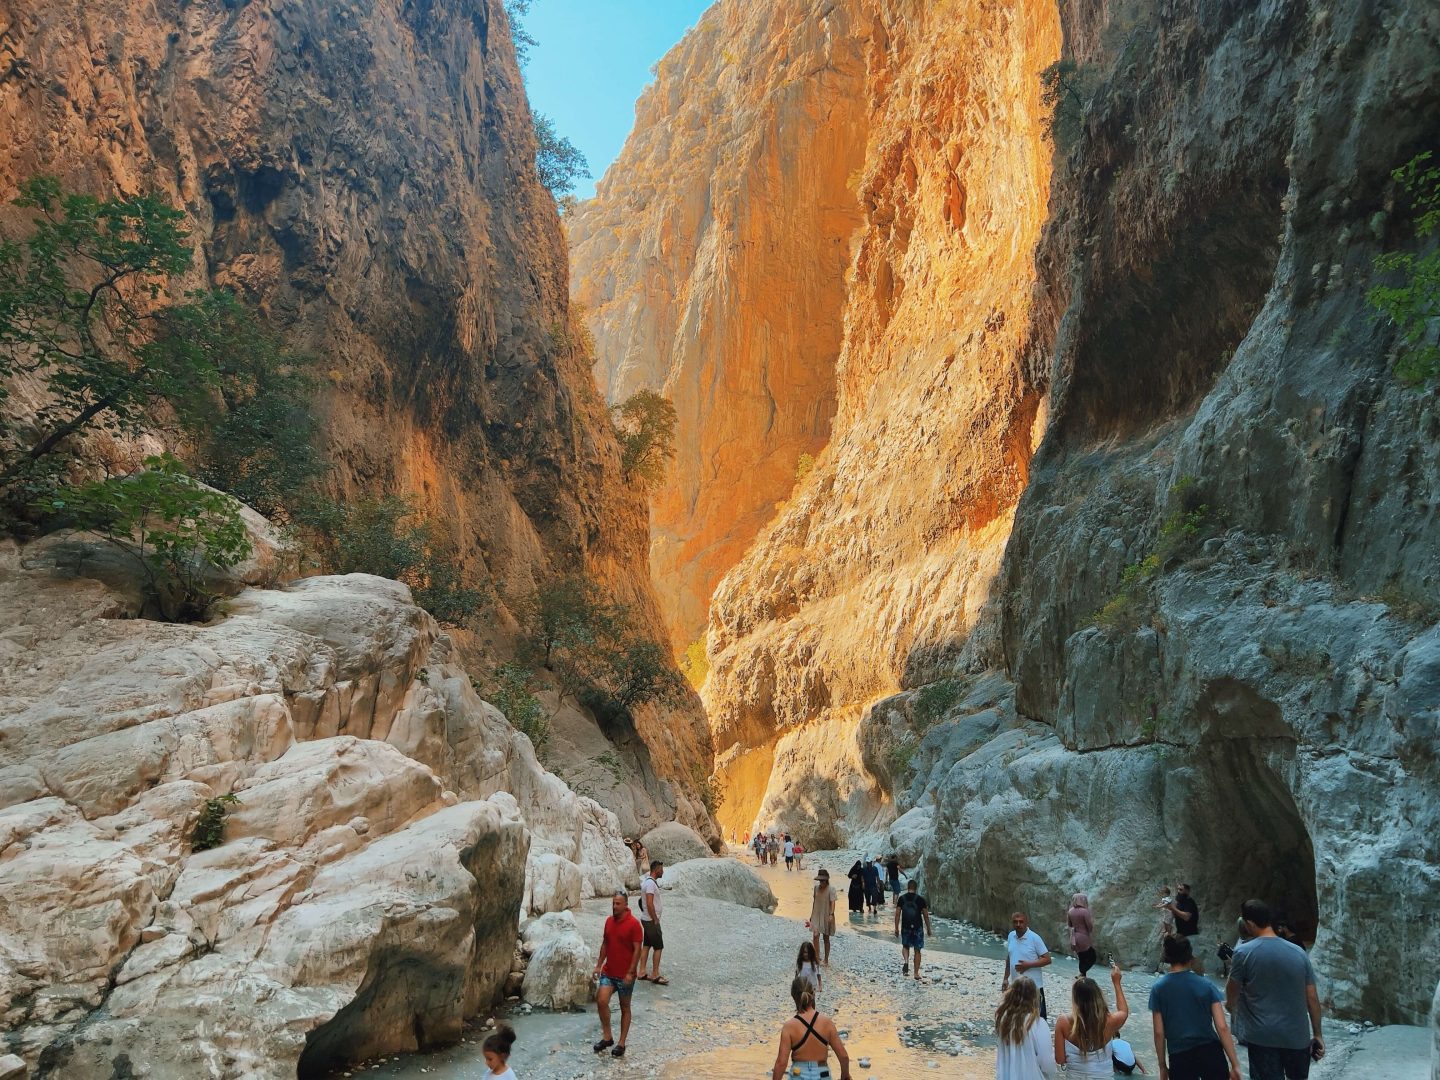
[593,1038,614,1053]
[611,1044,627,1058]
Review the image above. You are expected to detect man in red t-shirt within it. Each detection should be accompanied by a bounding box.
[591,890,644,1058]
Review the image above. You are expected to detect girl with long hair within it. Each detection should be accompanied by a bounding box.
[796,940,822,997]
[994,976,1057,1079]
[1053,962,1130,1076]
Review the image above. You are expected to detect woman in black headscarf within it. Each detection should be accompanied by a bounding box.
[846,858,865,913]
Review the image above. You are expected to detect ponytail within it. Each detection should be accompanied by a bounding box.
[790,975,815,1012]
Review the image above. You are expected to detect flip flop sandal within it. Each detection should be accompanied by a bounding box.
[636,974,652,981]
[593,1039,614,1053]
[652,976,670,986]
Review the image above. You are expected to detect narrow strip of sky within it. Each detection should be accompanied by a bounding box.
[516,1,714,201]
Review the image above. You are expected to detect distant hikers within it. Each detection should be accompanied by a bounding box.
[793,839,806,870]
[844,859,864,912]
[753,833,767,864]
[1003,911,1053,1018]
[768,834,781,865]
[622,836,648,878]
[592,891,643,1058]
[1226,899,1324,1080]
[1054,963,1131,1076]
[637,859,668,986]
[770,976,851,1080]
[784,834,796,870]
[884,852,903,901]
[995,976,1056,1079]
[862,856,883,913]
[809,868,838,965]
[1067,892,1097,977]
[1149,934,1242,1080]
[893,878,933,980]
[482,1024,518,1079]
[796,940,822,998]
[1166,883,1201,944]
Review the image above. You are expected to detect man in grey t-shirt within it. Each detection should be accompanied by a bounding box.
[1226,899,1324,1080]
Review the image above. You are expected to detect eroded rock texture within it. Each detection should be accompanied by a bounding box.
[569,0,873,652]
[587,0,1440,1026]
[688,0,1062,838]
[0,538,634,1075]
[0,0,714,835]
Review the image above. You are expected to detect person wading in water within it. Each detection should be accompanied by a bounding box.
[809,868,838,966]
[770,977,851,1080]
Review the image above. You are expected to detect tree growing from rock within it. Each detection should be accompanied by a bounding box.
[612,388,677,487]
[0,177,324,526]
[534,113,590,198]
[1370,151,1440,385]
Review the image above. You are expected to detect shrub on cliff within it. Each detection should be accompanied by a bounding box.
[0,177,324,527]
[479,662,549,752]
[534,113,591,198]
[55,453,252,622]
[297,496,489,627]
[1370,151,1440,385]
[527,572,685,719]
[612,388,677,487]
[679,638,709,689]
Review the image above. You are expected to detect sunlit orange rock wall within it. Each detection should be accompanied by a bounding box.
[568,1,873,652]
[0,0,714,833]
[700,0,1061,841]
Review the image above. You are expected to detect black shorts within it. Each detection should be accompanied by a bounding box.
[641,919,664,950]
[1246,1044,1312,1080]
[1168,1040,1229,1080]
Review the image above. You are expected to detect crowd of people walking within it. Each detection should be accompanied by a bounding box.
[524,848,1332,1080]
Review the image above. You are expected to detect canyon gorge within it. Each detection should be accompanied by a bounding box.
[574,0,1440,1032]
[0,0,1437,1075]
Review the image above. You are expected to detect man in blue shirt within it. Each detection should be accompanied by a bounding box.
[1226,900,1325,1080]
[1149,934,1242,1080]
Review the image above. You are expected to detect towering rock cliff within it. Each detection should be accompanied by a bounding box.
[0,0,713,832]
[579,0,1440,1026]
[569,1,873,651]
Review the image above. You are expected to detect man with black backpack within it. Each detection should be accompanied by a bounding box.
[893,879,933,980]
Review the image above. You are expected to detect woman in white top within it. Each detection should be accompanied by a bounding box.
[995,976,1057,1079]
[1053,962,1130,1076]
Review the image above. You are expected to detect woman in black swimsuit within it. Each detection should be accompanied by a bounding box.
[770,977,852,1080]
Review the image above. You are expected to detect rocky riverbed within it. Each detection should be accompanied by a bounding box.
[358,851,1430,1080]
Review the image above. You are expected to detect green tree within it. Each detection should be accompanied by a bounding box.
[0,177,323,522]
[679,638,709,689]
[1039,60,1093,153]
[298,496,488,627]
[612,388,677,486]
[534,113,591,198]
[480,662,550,751]
[1370,152,1440,385]
[505,0,538,65]
[57,453,252,621]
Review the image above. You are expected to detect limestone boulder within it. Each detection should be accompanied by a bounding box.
[524,851,583,917]
[641,821,713,866]
[520,911,594,1010]
[660,858,777,912]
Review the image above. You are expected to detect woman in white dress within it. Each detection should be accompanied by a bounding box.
[1053,962,1131,1076]
[994,976,1056,1079]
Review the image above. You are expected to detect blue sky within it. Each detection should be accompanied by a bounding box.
[516,1,714,199]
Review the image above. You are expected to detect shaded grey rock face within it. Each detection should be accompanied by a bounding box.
[876,0,1440,1029]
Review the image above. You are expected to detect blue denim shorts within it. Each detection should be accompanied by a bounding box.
[597,974,634,998]
[901,927,925,950]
